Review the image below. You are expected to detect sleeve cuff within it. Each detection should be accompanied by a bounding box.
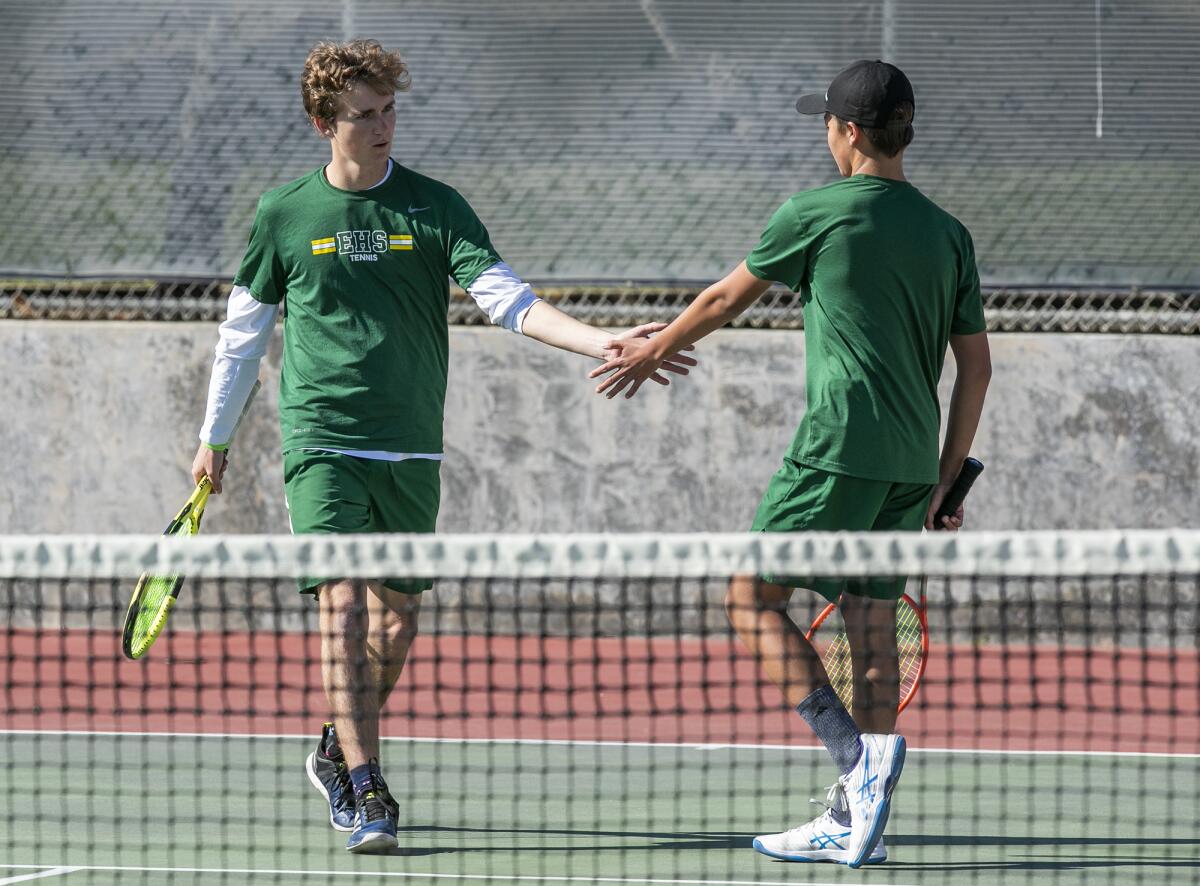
[508,292,542,335]
[743,259,772,281]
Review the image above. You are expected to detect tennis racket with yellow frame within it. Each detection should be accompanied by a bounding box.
[804,457,984,713]
[121,380,261,660]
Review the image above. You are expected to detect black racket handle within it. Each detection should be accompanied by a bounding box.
[934,457,984,523]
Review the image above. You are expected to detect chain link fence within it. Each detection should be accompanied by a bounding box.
[3,279,1197,334]
[5,2,1200,288]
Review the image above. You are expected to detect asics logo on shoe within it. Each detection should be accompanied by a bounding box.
[857,744,877,801]
[813,830,851,850]
[859,772,878,801]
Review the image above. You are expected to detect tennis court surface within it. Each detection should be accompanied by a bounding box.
[2,532,1198,885]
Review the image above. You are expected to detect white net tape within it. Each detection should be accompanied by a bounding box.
[4,530,1200,579]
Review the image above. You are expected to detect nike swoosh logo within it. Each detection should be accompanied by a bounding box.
[407,205,430,213]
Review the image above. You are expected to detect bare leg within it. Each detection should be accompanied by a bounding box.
[840,593,900,733]
[366,586,422,708]
[725,575,830,706]
[319,578,387,772]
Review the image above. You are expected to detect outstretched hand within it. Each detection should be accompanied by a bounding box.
[591,322,697,399]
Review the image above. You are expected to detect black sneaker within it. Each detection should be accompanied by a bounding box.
[304,723,355,832]
[346,766,399,854]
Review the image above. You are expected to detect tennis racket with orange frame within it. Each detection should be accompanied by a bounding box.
[804,457,984,713]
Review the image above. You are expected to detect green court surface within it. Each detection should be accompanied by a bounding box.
[2,733,1197,886]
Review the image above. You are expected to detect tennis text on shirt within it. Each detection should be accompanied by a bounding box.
[309,231,413,259]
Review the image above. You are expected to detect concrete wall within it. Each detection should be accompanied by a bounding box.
[1,322,1197,535]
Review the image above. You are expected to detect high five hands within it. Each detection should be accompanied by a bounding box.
[593,324,696,398]
[589,265,771,399]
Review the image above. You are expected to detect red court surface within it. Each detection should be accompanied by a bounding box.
[4,628,1197,754]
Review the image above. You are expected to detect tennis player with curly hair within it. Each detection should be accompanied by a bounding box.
[190,39,694,853]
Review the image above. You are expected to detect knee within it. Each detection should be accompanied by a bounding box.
[374,600,421,652]
[381,613,419,649]
[861,664,898,689]
[724,578,787,630]
[724,579,757,628]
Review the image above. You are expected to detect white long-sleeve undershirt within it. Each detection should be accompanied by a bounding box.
[198,287,277,448]
[198,263,542,457]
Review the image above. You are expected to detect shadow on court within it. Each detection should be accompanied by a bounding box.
[391,827,1200,874]
[395,824,756,853]
[892,835,1200,847]
[378,845,458,858]
[879,833,1200,873]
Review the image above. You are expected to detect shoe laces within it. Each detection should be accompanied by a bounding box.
[333,760,353,805]
[778,805,840,844]
[809,781,848,815]
[764,784,845,841]
[356,789,391,825]
[318,738,353,805]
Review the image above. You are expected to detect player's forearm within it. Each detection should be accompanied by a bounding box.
[645,264,771,360]
[645,292,738,359]
[519,300,613,359]
[939,361,991,485]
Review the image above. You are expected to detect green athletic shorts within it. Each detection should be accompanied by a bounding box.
[750,457,934,603]
[283,450,441,595]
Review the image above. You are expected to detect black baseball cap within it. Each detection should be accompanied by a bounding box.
[795,60,915,128]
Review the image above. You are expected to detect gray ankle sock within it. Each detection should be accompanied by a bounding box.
[797,684,862,775]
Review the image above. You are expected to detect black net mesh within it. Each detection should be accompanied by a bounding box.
[2,533,1197,883]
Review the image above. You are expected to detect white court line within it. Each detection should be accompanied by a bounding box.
[1,728,1196,759]
[0,869,81,885]
[0,868,920,886]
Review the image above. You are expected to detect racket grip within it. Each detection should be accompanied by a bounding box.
[934,457,984,521]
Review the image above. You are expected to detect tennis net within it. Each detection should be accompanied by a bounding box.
[2,532,1198,885]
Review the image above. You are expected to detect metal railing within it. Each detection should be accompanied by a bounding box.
[3,279,1197,334]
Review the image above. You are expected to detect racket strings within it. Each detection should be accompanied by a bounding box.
[814,597,925,711]
[124,516,197,658]
[895,603,925,700]
[821,633,855,706]
[127,576,181,656]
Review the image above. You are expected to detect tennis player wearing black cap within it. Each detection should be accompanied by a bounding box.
[591,59,992,867]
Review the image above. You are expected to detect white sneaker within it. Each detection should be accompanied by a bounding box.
[844,733,906,869]
[752,783,887,865]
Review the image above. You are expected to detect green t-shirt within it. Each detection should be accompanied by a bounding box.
[745,175,985,484]
[234,162,502,454]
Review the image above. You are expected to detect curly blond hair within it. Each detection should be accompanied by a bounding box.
[301,39,411,123]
